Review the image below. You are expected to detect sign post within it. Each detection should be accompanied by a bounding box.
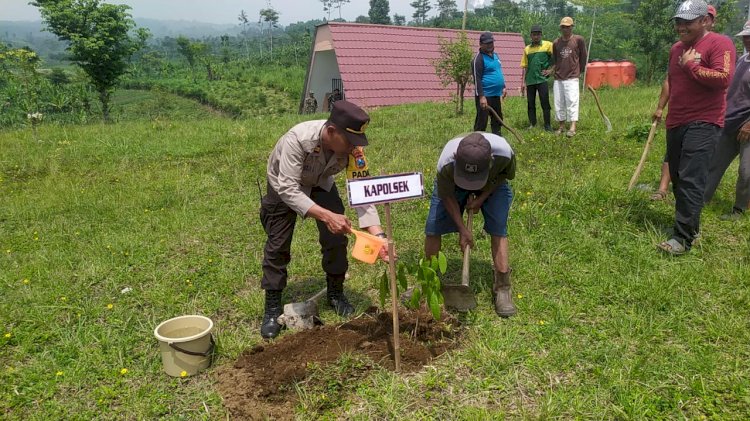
[347,172,424,372]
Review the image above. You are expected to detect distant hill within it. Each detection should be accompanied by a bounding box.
[133,18,256,38]
[0,18,261,65]
[0,18,257,41]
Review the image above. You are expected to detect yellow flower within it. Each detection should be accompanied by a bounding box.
[22,278,29,284]
[517,294,523,299]
[5,249,10,254]
[208,258,213,263]
[60,296,67,302]
[538,320,546,325]
[107,303,113,310]
[180,371,188,377]
[56,371,63,376]
[4,333,10,338]
[120,368,128,375]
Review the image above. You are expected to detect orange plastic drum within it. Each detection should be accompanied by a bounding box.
[620,60,636,86]
[585,61,607,89]
[605,61,622,88]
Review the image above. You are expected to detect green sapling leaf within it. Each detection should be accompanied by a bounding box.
[379,270,388,308]
[438,251,447,274]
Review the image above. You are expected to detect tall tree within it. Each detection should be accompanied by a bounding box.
[32,0,148,121]
[320,0,333,20]
[369,0,391,24]
[238,9,250,58]
[411,0,432,25]
[332,0,351,19]
[259,7,280,56]
[436,0,458,19]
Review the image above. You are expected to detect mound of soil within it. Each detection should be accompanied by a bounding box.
[216,307,460,420]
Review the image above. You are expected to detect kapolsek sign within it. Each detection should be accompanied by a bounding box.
[347,173,424,207]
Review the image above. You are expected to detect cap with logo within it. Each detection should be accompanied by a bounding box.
[454,132,492,191]
[530,24,543,33]
[673,0,708,20]
[736,20,750,36]
[479,32,494,44]
[328,100,370,147]
[560,17,574,27]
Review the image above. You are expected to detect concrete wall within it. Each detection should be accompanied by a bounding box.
[305,50,340,113]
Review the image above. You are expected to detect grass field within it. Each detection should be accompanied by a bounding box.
[2,85,750,419]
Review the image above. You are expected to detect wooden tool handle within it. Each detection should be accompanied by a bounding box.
[587,85,605,115]
[308,287,327,303]
[461,210,473,287]
[486,106,524,144]
[627,120,659,191]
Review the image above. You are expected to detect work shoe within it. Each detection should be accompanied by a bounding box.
[260,289,284,339]
[493,269,517,318]
[657,238,688,256]
[720,207,745,221]
[327,274,354,317]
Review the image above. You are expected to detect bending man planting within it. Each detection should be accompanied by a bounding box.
[259,100,389,339]
[424,132,517,317]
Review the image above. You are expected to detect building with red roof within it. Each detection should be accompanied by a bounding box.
[300,22,525,113]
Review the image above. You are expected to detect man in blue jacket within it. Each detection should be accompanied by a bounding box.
[472,32,507,135]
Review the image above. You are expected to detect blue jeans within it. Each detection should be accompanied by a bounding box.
[424,181,513,237]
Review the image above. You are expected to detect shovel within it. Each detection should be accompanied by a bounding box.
[628,120,659,191]
[443,210,477,311]
[277,287,326,330]
[487,106,525,144]
[587,85,613,132]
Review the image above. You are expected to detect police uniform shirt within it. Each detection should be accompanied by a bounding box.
[266,120,381,227]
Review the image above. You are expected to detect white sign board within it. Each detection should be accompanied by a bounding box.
[347,172,424,207]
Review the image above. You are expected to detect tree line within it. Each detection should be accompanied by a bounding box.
[2,0,746,126]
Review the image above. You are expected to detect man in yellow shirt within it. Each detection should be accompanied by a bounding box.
[520,24,553,131]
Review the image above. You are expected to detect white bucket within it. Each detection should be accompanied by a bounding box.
[153,315,214,377]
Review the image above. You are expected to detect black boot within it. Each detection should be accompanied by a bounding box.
[260,289,283,339]
[326,274,354,317]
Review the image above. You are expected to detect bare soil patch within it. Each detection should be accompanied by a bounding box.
[216,307,460,420]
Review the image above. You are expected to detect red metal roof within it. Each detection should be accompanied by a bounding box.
[319,22,525,109]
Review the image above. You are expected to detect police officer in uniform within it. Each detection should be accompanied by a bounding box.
[259,100,388,339]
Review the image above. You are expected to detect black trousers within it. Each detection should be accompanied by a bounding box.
[259,183,348,290]
[474,95,502,135]
[666,122,720,247]
[526,82,551,127]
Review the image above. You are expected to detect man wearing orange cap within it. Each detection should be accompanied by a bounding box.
[259,100,389,338]
[551,16,587,137]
